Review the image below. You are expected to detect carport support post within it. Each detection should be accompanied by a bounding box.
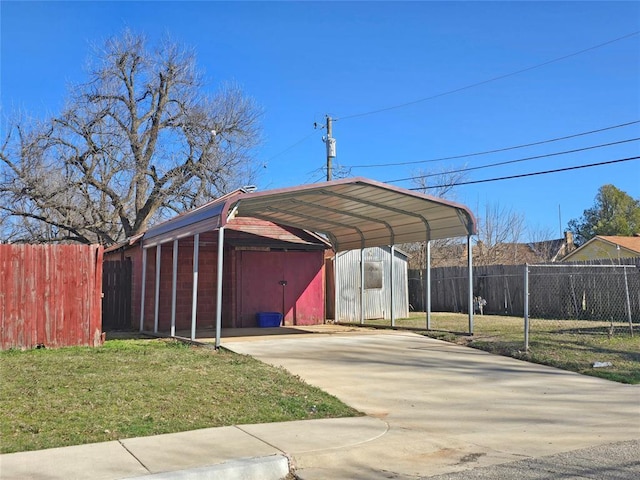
[426,240,431,330]
[190,233,200,341]
[154,244,161,333]
[390,245,395,327]
[215,226,225,349]
[334,252,340,324]
[467,235,474,335]
[140,248,147,332]
[171,240,178,337]
[360,248,364,325]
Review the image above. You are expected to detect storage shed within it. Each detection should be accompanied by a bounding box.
[329,247,409,322]
[104,214,329,331]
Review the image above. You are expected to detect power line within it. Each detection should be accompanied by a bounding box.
[304,169,327,184]
[264,129,320,163]
[337,31,640,121]
[345,120,640,169]
[407,156,640,190]
[386,137,640,183]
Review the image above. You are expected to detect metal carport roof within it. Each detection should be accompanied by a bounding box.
[143,177,476,250]
[226,177,476,250]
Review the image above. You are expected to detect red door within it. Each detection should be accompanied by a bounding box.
[283,251,325,326]
[238,251,324,327]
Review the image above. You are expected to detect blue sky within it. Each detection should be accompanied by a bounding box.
[2,1,639,240]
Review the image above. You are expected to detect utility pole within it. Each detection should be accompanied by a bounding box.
[323,116,336,181]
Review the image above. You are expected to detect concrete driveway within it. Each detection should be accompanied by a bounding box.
[225,329,640,479]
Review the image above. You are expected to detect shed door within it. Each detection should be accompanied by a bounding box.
[237,251,324,327]
[363,260,385,319]
[102,259,132,331]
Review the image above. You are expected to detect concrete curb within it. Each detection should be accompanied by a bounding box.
[125,454,291,480]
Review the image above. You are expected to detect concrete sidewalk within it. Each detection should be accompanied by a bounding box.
[0,416,387,480]
[2,330,639,479]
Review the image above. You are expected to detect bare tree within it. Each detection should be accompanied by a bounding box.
[474,202,526,265]
[0,31,262,244]
[410,166,467,201]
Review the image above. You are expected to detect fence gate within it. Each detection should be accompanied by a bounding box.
[102,259,132,331]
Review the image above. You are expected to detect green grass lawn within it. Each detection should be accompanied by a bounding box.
[364,312,640,384]
[0,338,360,454]
[2,316,637,454]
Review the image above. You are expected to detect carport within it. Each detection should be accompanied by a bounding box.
[139,177,477,347]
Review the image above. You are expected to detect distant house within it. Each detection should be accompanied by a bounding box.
[418,232,575,268]
[561,235,640,263]
[528,231,576,263]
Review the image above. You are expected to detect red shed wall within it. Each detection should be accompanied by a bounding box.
[105,227,326,331]
[236,250,325,327]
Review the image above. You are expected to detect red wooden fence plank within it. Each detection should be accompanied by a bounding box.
[15,246,27,348]
[50,245,62,347]
[0,244,104,350]
[77,245,86,345]
[0,247,5,347]
[42,245,52,346]
[64,246,77,346]
[92,247,104,344]
[34,245,47,347]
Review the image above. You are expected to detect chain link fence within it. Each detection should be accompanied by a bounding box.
[525,263,639,349]
[399,262,640,349]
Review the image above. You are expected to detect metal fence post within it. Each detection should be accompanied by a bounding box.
[524,263,529,351]
[426,240,431,330]
[623,265,633,336]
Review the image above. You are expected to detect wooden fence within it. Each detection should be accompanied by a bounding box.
[409,259,640,320]
[0,244,104,350]
[409,265,524,315]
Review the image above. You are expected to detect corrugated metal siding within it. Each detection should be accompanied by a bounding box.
[335,247,409,322]
[335,250,360,322]
[0,244,104,350]
[142,202,225,248]
[391,248,410,318]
